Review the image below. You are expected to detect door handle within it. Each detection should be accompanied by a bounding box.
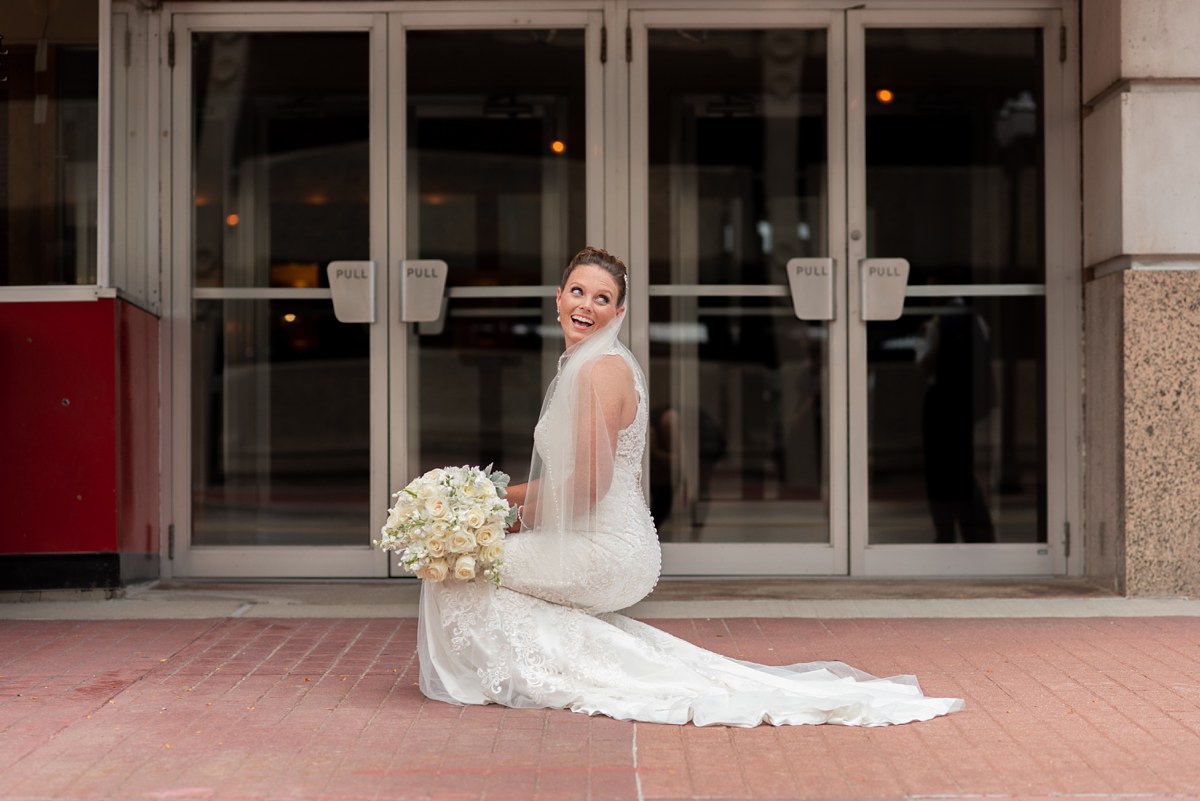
[860,258,910,321]
[327,261,376,323]
[785,258,835,321]
[399,259,449,332]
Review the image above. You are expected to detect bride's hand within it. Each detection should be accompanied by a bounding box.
[505,482,527,533]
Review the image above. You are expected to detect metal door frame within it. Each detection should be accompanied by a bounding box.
[163,4,609,579]
[158,0,1081,580]
[166,10,390,577]
[626,1,1081,577]
[628,8,850,575]
[846,6,1082,576]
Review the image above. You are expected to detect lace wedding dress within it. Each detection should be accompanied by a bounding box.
[417,335,963,727]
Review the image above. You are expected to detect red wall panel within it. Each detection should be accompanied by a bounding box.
[117,301,160,556]
[0,301,118,554]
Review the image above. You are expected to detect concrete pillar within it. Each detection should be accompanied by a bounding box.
[1083,0,1200,594]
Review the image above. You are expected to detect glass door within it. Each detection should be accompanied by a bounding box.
[847,9,1074,575]
[630,11,848,575]
[165,4,1076,581]
[387,11,604,576]
[171,13,389,577]
[630,6,1075,577]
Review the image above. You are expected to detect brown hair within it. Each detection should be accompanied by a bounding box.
[560,246,628,307]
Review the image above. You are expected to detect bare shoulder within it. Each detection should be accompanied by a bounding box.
[584,355,636,408]
[592,354,633,386]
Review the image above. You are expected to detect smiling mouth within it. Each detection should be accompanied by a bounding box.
[569,314,594,329]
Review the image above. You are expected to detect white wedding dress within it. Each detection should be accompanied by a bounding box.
[418,344,963,727]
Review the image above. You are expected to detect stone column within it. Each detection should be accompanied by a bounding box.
[1083,0,1200,595]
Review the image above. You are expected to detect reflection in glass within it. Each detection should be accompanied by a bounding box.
[0,0,99,285]
[865,29,1046,544]
[649,298,828,544]
[412,299,551,477]
[647,30,829,544]
[406,30,586,288]
[191,300,370,545]
[868,298,1046,544]
[406,30,586,478]
[190,32,371,546]
[192,33,369,288]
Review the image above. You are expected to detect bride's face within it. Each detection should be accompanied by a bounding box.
[556,265,625,347]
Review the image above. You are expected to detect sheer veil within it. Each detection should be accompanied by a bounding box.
[520,311,635,542]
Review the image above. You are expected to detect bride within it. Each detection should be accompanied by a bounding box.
[417,246,963,727]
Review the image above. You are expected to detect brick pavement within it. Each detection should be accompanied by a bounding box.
[1,616,1199,800]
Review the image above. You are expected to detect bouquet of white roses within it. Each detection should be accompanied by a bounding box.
[376,464,516,584]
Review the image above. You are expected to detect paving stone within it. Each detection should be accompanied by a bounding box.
[2,617,1200,800]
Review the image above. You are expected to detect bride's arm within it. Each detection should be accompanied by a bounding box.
[504,480,539,531]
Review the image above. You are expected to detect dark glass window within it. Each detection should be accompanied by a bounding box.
[0,0,99,286]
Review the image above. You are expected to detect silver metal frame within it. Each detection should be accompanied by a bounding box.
[629,8,849,576]
[111,4,160,314]
[846,6,1080,576]
[168,10,389,578]
[0,0,115,296]
[98,0,114,289]
[154,0,1082,581]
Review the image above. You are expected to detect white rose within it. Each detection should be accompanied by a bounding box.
[426,537,448,558]
[417,558,449,582]
[475,525,500,546]
[472,478,498,500]
[424,497,449,519]
[453,555,477,580]
[447,529,477,554]
[463,508,487,529]
[480,543,504,564]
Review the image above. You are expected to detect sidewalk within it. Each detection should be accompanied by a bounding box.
[2,581,1199,801]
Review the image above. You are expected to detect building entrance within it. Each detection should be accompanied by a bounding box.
[165,3,1079,579]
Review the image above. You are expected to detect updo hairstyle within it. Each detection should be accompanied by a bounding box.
[560,246,628,308]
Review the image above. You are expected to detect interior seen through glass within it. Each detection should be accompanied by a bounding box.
[647,29,831,545]
[184,24,1051,557]
[407,29,587,482]
[190,32,371,546]
[0,0,99,286]
[864,28,1047,545]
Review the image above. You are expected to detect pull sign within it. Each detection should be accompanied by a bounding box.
[400,259,448,323]
[860,258,910,321]
[785,258,835,321]
[327,261,376,323]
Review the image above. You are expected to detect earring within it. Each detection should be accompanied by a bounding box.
[556,307,561,322]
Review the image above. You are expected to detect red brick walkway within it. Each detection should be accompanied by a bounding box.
[2,616,1199,800]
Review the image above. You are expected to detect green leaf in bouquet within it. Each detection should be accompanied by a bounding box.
[485,465,511,494]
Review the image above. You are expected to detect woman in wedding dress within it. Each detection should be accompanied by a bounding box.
[417,246,964,727]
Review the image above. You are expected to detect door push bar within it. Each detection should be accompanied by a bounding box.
[785,257,910,321]
[860,258,910,321]
[786,258,835,321]
[333,257,906,326]
[399,259,449,332]
[327,259,450,330]
[327,261,376,324]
